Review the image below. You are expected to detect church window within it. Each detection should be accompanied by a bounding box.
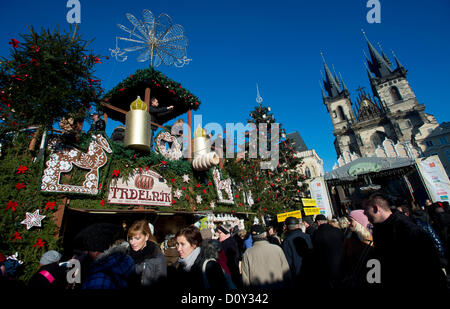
[390,86,402,102]
[333,111,337,118]
[371,131,387,148]
[337,106,346,121]
[305,167,311,178]
[425,140,434,147]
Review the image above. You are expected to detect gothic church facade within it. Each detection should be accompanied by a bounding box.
[321,32,438,163]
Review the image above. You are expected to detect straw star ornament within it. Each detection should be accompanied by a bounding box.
[20,209,46,230]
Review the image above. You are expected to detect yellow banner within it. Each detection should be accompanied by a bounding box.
[302,198,317,207]
[303,207,321,216]
[277,210,302,222]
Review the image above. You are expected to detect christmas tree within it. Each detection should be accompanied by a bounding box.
[0,26,103,141]
[0,26,104,282]
[227,102,308,219]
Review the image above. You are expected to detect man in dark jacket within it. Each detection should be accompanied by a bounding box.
[74,223,135,289]
[217,225,242,288]
[281,217,313,287]
[311,214,344,288]
[363,193,447,288]
[149,97,174,149]
[87,113,106,133]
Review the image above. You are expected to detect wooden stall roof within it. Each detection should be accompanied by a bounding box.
[101,67,201,124]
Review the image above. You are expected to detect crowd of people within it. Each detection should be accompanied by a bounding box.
[1,192,449,290]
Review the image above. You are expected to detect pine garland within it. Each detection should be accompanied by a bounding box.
[0,131,61,282]
[102,67,201,114]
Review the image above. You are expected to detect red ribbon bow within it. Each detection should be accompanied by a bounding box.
[10,232,22,241]
[33,238,45,249]
[6,200,18,211]
[16,183,26,190]
[45,201,56,211]
[16,165,28,174]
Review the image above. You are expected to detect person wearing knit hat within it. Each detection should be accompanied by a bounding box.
[28,250,66,289]
[40,250,62,266]
[347,210,373,246]
[216,224,242,288]
[349,209,372,233]
[337,210,374,288]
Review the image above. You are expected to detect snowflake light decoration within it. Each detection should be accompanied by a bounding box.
[110,9,191,68]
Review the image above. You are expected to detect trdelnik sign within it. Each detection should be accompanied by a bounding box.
[108,169,172,206]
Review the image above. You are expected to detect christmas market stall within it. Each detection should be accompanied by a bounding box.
[323,156,433,216]
[0,9,309,283]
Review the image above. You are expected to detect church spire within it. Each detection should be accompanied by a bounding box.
[339,72,348,93]
[319,80,327,101]
[321,52,340,98]
[377,42,392,67]
[362,29,392,78]
[391,50,404,70]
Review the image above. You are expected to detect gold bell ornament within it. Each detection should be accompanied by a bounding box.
[192,125,219,171]
[124,96,151,151]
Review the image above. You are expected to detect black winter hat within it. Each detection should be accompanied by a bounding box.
[284,217,300,226]
[314,214,327,222]
[74,223,125,252]
[216,225,230,235]
[250,225,265,236]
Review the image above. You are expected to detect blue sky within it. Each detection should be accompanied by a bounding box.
[1,0,449,172]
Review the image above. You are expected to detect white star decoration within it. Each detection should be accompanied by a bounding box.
[196,195,202,204]
[182,174,190,183]
[174,189,182,199]
[210,201,215,209]
[21,209,46,230]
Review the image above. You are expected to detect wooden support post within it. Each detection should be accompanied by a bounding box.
[145,87,151,112]
[53,197,68,238]
[187,109,192,162]
[28,126,40,151]
[103,112,108,127]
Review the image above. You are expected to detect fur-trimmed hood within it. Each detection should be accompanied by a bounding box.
[87,242,134,277]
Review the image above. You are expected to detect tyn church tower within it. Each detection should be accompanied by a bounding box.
[321,31,437,159]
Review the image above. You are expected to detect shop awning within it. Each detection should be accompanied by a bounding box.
[324,156,416,184]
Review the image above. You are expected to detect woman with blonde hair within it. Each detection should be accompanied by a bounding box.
[337,210,374,288]
[127,219,167,288]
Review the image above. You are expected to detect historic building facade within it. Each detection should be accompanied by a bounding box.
[416,122,450,175]
[287,131,324,180]
[321,32,438,165]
